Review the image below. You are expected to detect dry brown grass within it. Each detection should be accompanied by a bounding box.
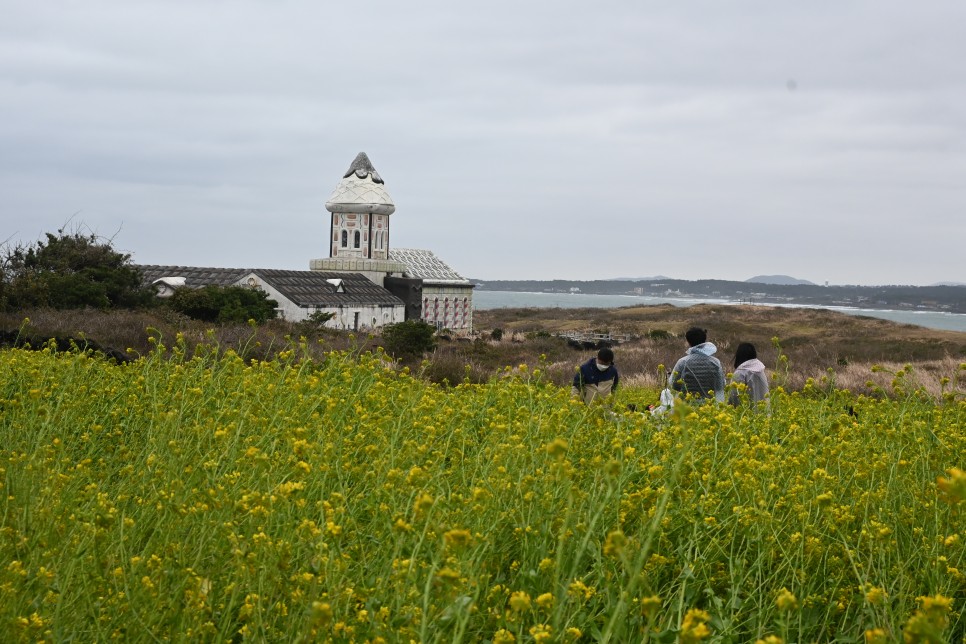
[475,304,966,395]
[0,308,361,362]
[3,305,964,397]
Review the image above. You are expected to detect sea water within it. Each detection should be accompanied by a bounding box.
[472,290,966,333]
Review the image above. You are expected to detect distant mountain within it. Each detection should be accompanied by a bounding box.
[612,275,672,281]
[746,275,815,286]
[931,281,966,287]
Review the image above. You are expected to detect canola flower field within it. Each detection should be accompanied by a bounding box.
[0,338,964,643]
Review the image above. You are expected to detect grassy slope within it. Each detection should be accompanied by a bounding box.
[473,304,966,393]
[2,304,965,395]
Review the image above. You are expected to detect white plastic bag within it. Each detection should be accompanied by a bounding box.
[650,388,675,416]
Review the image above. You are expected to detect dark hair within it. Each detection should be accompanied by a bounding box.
[734,342,757,369]
[684,327,707,347]
[597,347,614,363]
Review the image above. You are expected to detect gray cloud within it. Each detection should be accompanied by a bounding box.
[2,1,964,286]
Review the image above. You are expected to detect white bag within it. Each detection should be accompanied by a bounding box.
[650,388,675,416]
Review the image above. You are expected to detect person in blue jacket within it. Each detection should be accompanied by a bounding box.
[571,347,619,405]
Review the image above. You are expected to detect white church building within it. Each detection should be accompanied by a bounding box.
[141,152,474,333]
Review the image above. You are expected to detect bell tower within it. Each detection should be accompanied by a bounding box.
[310,152,408,286]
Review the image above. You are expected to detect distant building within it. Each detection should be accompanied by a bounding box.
[140,266,405,330]
[310,152,409,287]
[310,152,473,332]
[389,248,474,332]
[139,152,473,333]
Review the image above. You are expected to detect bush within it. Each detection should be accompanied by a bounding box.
[490,328,504,341]
[167,285,278,325]
[381,320,436,358]
[294,310,336,338]
[1,229,153,311]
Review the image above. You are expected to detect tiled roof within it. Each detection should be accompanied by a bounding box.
[389,249,473,285]
[138,265,251,287]
[136,265,404,308]
[251,269,404,307]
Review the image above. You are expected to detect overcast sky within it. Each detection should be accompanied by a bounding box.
[3,1,964,286]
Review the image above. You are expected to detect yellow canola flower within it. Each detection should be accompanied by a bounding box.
[775,588,799,612]
[603,530,627,557]
[936,467,966,503]
[640,595,662,617]
[567,580,595,601]
[545,438,569,458]
[275,481,304,496]
[492,629,515,644]
[680,608,712,643]
[414,493,434,514]
[443,528,472,549]
[509,591,531,612]
[864,628,888,644]
[902,594,952,643]
[529,624,552,643]
[435,567,461,585]
[309,602,332,626]
[865,585,887,605]
[535,592,554,609]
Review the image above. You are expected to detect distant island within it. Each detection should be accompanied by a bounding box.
[745,274,816,286]
[470,277,966,314]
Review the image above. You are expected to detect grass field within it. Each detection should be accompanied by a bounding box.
[1,339,964,642]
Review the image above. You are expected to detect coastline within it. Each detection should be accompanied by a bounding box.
[472,289,966,333]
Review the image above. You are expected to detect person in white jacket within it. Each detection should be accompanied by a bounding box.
[728,342,770,407]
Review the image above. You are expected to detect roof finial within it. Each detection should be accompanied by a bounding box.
[343,152,384,184]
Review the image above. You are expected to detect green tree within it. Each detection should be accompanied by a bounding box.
[1,230,152,311]
[167,285,278,324]
[381,320,437,358]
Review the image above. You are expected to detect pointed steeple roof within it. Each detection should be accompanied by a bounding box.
[326,151,395,215]
[343,152,384,184]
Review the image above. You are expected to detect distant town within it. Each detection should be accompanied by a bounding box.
[472,277,966,314]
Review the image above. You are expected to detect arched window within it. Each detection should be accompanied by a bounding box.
[354,231,361,248]
[341,230,348,247]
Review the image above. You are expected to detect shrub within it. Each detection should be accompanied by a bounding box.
[381,320,436,358]
[1,229,153,311]
[167,285,278,324]
[293,310,335,335]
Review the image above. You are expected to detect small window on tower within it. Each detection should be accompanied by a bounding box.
[341,230,348,247]
[354,231,361,248]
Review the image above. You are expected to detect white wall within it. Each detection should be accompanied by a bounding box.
[234,274,404,328]
[325,304,405,331]
[420,284,474,333]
